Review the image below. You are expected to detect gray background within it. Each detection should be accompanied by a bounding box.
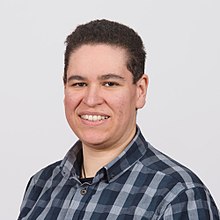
[0,0,219,219]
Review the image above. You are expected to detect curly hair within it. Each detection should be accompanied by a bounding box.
[63,19,146,84]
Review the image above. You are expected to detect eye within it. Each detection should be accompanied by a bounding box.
[71,82,87,87]
[103,82,120,87]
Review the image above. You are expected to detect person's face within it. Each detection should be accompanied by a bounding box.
[64,44,148,150]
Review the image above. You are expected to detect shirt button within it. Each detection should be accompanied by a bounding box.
[80,188,87,195]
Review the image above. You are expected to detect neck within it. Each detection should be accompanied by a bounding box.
[81,127,136,178]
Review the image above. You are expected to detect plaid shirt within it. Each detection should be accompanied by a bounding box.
[18,127,220,219]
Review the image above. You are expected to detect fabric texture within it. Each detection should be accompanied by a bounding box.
[18,127,220,219]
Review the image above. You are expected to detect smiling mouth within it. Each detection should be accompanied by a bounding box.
[80,115,110,122]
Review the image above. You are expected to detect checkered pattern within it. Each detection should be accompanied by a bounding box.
[18,128,220,219]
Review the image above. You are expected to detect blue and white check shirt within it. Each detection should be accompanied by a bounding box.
[18,127,220,219]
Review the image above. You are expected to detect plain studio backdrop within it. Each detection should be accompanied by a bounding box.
[0,0,219,219]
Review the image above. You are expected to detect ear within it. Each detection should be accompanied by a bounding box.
[135,74,149,109]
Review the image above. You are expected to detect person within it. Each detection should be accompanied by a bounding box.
[18,19,220,220]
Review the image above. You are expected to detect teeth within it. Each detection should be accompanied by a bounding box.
[81,115,109,121]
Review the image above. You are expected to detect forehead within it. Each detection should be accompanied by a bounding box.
[69,44,128,67]
[67,44,131,79]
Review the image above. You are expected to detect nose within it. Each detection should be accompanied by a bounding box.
[82,85,103,107]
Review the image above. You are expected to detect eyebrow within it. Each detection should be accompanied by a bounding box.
[67,75,87,82]
[98,74,125,81]
[67,73,125,83]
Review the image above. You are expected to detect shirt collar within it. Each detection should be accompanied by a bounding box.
[60,126,148,182]
[60,140,83,179]
[104,126,148,182]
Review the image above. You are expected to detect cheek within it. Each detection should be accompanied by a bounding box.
[64,96,71,110]
[64,93,77,112]
[111,94,134,117]
[110,94,125,108]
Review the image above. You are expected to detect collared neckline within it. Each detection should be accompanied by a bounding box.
[60,140,83,179]
[60,126,148,182]
[104,127,147,182]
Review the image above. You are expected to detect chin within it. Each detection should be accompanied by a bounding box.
[80,135,109,148]
[82,140,108,148]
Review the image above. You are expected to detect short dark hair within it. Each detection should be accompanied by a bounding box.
[63,19,146,84]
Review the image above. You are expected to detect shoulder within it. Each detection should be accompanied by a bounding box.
[18,161,63,219]
[138,143,220,218]
[140,142,204,189]
[21,161,63,205]
[160,184,220,219]
[30,160,62,185]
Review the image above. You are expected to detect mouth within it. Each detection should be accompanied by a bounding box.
[80,114,110,122]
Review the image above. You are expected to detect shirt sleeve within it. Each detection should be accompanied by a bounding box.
[160,187,220,220]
